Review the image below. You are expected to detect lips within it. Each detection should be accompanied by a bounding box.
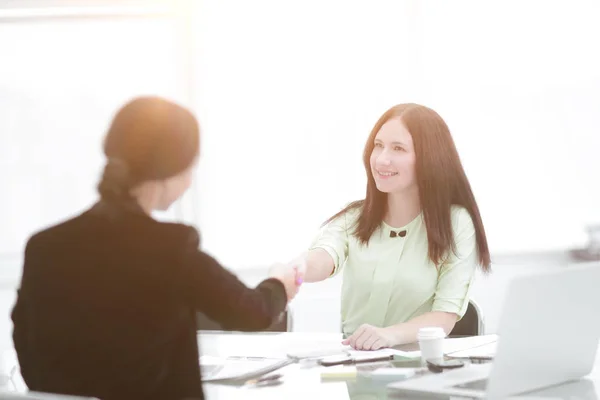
[376,170,398,178]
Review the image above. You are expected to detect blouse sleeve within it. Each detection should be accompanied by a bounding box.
[431,207,479,319]
[308,211,350,276]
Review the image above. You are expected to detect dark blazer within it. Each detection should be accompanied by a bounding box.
[11,200,287,400]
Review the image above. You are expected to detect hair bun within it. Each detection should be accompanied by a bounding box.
[97,158,133,200]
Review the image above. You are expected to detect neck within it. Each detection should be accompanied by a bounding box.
[130,184,159,215]
[385,188,421,228]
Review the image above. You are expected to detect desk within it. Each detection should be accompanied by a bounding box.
[2,332,600,399]
[199,331,600,400]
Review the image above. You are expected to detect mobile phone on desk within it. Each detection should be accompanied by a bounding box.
[426,359,465,373]
[318,355,353,367]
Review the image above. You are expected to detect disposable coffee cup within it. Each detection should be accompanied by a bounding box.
[417,327,445,365]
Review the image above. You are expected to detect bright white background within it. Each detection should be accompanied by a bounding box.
[0,0,599,350]
[1,0,599,271]
[191,0,600,270]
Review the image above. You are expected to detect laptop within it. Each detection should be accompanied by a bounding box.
[388,263,600,399]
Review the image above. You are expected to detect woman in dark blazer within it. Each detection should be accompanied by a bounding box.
[11,97,301,400]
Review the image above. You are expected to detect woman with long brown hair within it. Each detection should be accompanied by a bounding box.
[291,103,490,350]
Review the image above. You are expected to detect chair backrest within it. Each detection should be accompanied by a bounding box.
[196,310,292,332]
[449,299,484,337]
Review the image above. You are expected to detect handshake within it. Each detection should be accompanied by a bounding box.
[268,255,307,302]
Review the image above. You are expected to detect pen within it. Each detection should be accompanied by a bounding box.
[254,379,283,387]
[468,355,494,363]
[319,354,394,366]
[245,373,283,386]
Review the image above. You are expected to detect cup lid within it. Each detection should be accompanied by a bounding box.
[417,327,445,338]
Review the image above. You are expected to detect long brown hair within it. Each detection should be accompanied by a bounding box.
[326,104,491,272]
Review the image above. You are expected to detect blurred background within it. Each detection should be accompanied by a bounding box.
[1,0,599,347]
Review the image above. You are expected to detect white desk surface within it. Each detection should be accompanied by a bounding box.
[199,331,600,400]
[2,331,600,399]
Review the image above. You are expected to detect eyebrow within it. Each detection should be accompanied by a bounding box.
[374,139,407,146]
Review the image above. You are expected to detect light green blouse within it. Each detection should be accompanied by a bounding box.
[309,205,479,336]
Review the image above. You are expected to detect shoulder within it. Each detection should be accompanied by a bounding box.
[334,202,362,225]
[121,217,201,255]
[450,205,475,232]
[24,214,85,255]
[26,210,201,256]
[157,222,200,251]
[344,205,361,225]
[449,206,477,248]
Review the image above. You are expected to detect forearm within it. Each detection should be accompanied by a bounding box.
[185,251,287,331]
[219,278,288,331]
[385,311,458,345]
[301,249,335,283]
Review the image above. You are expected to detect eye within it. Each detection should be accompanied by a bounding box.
[394,146,405,152]
[374,142,383,148]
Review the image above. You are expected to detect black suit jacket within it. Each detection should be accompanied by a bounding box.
[11,200,287,400]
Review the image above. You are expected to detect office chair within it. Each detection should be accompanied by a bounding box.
[196,309,293,332]
[449,298,484,337]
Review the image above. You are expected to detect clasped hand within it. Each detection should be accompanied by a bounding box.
[268,256,306,301]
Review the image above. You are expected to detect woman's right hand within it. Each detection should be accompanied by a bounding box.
[268,261,304,302]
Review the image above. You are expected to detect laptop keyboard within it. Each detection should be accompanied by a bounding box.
[454,379,489,390]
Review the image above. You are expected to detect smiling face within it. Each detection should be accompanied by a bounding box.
[369,117,417,194]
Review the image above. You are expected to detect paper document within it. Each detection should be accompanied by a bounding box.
[200,355,292,382]
[287,334,499,361]
[288,345,420,361]
[444,334,498,357]
[349,347,420,359]
[287,345,349,360]
[447,341,498,358]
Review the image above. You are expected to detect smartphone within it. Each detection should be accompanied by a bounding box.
[318,355,352,367]
[426,359,465,372]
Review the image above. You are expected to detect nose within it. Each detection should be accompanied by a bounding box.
[376,149,392,166]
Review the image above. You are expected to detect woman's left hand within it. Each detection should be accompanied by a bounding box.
[341,324,397,350]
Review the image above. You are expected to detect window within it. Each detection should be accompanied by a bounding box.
[0,2,192,259]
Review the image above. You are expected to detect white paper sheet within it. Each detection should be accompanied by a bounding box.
[200,356,292,382]
[284,334,499,362]
[444,334,499,357]
[446,341,498,358]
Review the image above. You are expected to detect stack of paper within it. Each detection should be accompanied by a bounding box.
[444,334,498,358]
[287,345,349,360]
[349,347,420,359]
[285,334,499,363]
[200,355,293,382]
